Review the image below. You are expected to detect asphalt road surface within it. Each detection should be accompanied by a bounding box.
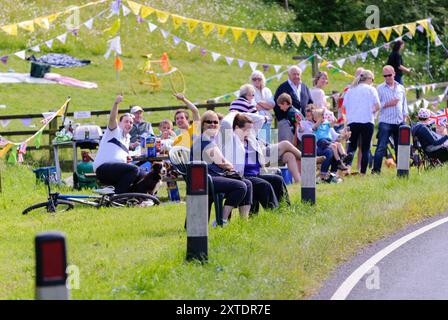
[314,212,448,300]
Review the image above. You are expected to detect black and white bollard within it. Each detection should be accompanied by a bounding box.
[301,134,316,204]
[397,125,411,177]
[186,161,208,262]
[35,231,69,300]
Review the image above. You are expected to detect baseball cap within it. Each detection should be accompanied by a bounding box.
[130,105,144,114]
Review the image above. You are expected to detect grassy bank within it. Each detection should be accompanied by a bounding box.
[0,162,447,299]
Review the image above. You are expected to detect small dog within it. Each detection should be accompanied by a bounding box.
[144,161,168,195]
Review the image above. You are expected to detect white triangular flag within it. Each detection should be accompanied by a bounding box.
[276,74,282,81]
[435,35,442,47]
[422,86,426,95]
[57,33,67,44]
[415,100,422,108]
[438,94,445,102]
[249,62,258,71]
[211,52,221,62]
[31,45,40,52]
[423,99,429,109]
[45,39,54,49]
[298,62,308,72]
[104,36,121,59]
[237,59,246,68]
[225,57,234,65]
[431,84,436,92]
[172,36,181,46]
[0,119,11,127]
[417,25,425,33]
[148,22,157,32]
[405,32,413,39]
[273,65,281,73]
[336,59,345,68]
[370,48,379,58]
[185,42,196,52]
[349,55,358,64]
[122,5,131,16]
[84,18,94,30]
[407,103,414,112]
[14,50,26,60]
[160,29,169,39]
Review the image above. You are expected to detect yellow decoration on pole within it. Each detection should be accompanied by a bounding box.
[1,24,18,36]
[232,27,244,41]
[328,32,341,46]
[34,17,50,30]
[260,31,274,45]
[127,0,142,16]
[0,143,13,159]
[140,5,155,18]
[302,33,314,48]
[18,20,34,32]
[368,29,380,44]
[315,33,329,47]
[171,15,184,30]
[320,60,328,68]
[392,24,403,36]
[104,19,120,36]
[202,22,215,36]
[342,32,353,45]
[186,19,200,33]
[405,22,417,36]
[217,25,229,39]
[274,32,287,46]
[354,31,367,45]
[156,10,170,23]
[288,33,302,47]
[245,29,259,44]
[380,27,393,41]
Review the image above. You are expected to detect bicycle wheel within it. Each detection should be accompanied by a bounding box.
[109,193,160,207]
[168,68,185,94]
[22,200,74,215]
[130,69,160,95]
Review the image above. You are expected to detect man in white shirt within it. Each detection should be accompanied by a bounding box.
[94,95,149,194]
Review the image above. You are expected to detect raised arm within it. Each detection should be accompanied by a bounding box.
[108,94,123,130]
[174,93,200,122]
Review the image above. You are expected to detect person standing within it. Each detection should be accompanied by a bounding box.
[310,71,330,109]
[386,40,412,85]
[273,66,313,143]
[372,65,408,174]
[250,70,275,143]
[342,70,380,175]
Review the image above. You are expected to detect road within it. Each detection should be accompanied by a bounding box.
[314,212,448,300]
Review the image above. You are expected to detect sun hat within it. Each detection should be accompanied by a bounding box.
[417,108,431,119]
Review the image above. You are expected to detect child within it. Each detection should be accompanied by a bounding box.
[158,119,176,153]
[297,103,317,141]
[277,93,303,147]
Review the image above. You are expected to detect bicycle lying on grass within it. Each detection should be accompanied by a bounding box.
[22,175,160,215]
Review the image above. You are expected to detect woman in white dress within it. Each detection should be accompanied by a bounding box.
[250,70,275,143]
[310,71,330,109]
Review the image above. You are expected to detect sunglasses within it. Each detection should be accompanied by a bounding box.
[305,109,312,113]
[252,78,262,81]
[383,74,393,78]
[204,120,219,125]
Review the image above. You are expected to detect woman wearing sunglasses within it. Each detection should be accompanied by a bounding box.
[250,71,275,143]
[191,110,253,225]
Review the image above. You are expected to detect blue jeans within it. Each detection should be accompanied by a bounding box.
[317,142,338,174]
[373,122,401,173]
[395,74,403,85]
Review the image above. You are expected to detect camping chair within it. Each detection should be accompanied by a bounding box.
[168,146,225,226]
[410,126,443,171]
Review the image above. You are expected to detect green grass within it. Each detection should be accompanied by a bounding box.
[0,162,447,299]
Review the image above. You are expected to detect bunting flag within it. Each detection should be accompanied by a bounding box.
[156,10,170,23]
[202,22,215,36]
[368,29,380,44]
[211,52,221,62]
[315,33,329,47]
[288,33,302,47]
[140,5,155,18]
[122,4,131,16]
[127,0,141,15]
[0,55,9,65]
[18,20,34,32]
[217,25,229,39]
[1,24,18,36]
[14,51,26,60]
[342,32,353,46]
[171,15,184,30]
[57,33,67,44]
[34,17,50,30]
[84,18,94,30]
[104,36,122,59]
[20,119,32,127]
[393,24,404,36]
[0,143,14,158]
[104,18,120,36]
[302,33,315,48]
[380,27,393,41]
[328,32,341,46]
[186,19,200,33]
[274,32,287,47]
[148,22,157,32]
[260,31,274,45]
[405,23,417,36]
[45,39,54,49]
[245,29,259,44]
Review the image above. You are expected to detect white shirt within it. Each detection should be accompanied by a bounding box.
[288,79,302,102]
[93,126,130,171]
[310,87,328,109]
[343,84,380,124]
[253,87,274,122]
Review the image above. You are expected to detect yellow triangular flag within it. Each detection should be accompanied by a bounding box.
[47,13,60,23]
[342,32,353,45]
[171,15,184,30]
[328,32,341,46]
[354,31,367,45]
[302,33,314,48]
[288,32,302,47]
[245,29,259,44]
[0,143,14,159]
[368,29,380,44]
[127,0,141,15]
[140,5,155,18]
[417,19,430,33]
[274,32,287,46]
[217,24,229,39]
[156,10,170,24]
[202,22,215,36]
[1,24,18,36]
[104,18,120,36]
[186,18,200,33]
[405,22,417,36]
[260,31,274,45]
[34,17,50,30]
[315,33,329,47]
[392,24,403,36]
[18,20,34,32]
[320,60,328,68]
[380,27,393,41]
[231,27,244,41]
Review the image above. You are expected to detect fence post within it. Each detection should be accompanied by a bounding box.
[312,53,319,79]
[48,116,58,161]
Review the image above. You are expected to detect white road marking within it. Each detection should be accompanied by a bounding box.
[331,216,448,300]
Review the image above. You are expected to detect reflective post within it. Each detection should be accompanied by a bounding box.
[397,125,411,177]
[301,134,316,204]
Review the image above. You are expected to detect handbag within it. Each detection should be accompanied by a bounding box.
[222,170,243,180]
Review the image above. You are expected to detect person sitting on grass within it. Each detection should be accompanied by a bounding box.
[93,95,157,194]
[411,108,448,163]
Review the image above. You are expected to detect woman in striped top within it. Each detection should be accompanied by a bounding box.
[229,84,258,113]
